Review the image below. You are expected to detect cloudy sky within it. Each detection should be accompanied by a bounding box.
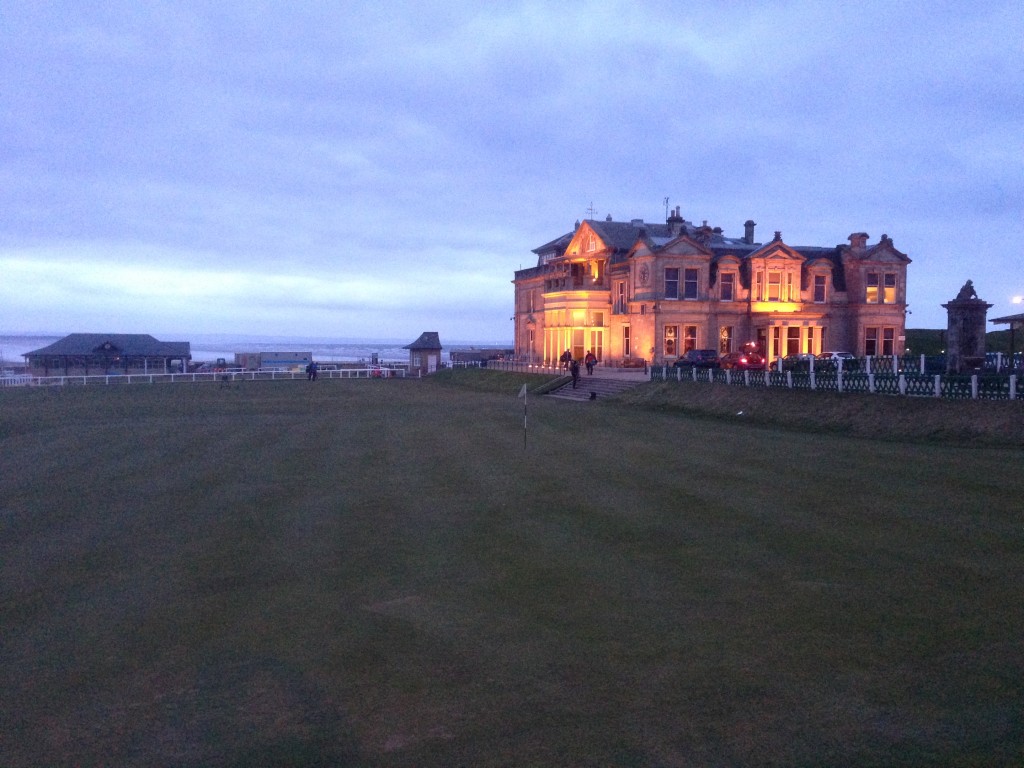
[2,1,1021,342]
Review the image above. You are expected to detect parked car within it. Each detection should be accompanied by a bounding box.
[816,351,859,370]
[719,350,766,370]
[781,353,816,371]
[673,349,720,368]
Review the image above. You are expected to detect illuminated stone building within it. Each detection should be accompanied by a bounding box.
[512,208,911,365]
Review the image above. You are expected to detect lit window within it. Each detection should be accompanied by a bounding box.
[883,273,896,304]
[866,273,879,303]
[665,268,679,300]
[684,268,699,299]
[786,272,796,301]
[767,272,782,301]
[684,325,697,353]
[664,325,678,357]
[720,326,733,353]
[720,273,735,301]
[813,275,826,303]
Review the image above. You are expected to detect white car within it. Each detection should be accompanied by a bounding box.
[817,351,859,369]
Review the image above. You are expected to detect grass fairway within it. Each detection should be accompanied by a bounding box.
[2,372,1023,766]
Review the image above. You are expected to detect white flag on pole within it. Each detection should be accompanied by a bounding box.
[517,384,528,398]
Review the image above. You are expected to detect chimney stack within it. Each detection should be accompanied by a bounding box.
[666,205,684,236]
[744,220,756,245]
[848,232,869,251]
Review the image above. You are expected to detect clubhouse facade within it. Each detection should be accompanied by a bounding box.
[512,208,911,366]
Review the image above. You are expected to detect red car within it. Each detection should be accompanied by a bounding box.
[719,350,766,370]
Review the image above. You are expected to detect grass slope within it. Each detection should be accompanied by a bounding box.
[1,374,1023,766]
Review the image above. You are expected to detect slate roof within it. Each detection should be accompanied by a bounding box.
[403,332,442,350]
[526,217,850,291]
[24,333,191,358]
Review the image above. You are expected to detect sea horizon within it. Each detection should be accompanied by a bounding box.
[0,332,513,365]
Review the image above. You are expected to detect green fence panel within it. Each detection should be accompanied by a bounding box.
[940,376,974,399]
[874,375,901,395]
[843,373,871,393]
[903,374,937,397]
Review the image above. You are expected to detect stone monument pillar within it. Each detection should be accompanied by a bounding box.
[942,280,992,373]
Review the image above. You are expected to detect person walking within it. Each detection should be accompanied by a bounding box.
[584,350,597,375]
[570,358,580,389]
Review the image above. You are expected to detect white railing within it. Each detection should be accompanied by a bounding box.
[0,367,411,388]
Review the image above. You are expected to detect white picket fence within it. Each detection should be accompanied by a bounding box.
[0,367,411,388]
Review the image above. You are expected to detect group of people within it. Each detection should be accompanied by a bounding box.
[560,349,599,388]
[305,361,319,381]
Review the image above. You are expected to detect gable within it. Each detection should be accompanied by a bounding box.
[864,237,912,264]
[748,243,805,263]
[658,236,712,258]
[564,222,609,257]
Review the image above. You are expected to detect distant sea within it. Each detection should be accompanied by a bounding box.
[0,333,512,367]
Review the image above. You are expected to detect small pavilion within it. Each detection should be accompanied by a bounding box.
[403,332,442,375]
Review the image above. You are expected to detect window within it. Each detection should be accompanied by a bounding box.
[719,326,733,354]
[755,271,764,301]
[623,325,631,357]
[883,273,896,304]
[866,272,879,303]
[664,325,678,357]
[684,325,698,353]
[786,272,796,301]
[665,268,679,300]
[787,327,801,355]
[865,327,878,356]
[806,327,816,354]
[720,273,735,301]
[616,281,626,313]
[813,275,826,303]
[767,272,782,301]
[771,327,782,359]
[882,328,895,355]
[684,268,699,299]
[592,312,604,327]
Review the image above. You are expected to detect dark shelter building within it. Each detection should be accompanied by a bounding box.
[24,334,191,376]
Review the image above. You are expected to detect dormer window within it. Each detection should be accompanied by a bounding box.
[813,274,826,303]
[720,272,735,301]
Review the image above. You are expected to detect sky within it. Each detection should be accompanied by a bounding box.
[2,1,1022,342]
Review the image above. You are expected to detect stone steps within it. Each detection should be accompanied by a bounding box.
[547,375,645,401]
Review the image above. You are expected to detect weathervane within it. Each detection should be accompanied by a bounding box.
[586,201,596,220]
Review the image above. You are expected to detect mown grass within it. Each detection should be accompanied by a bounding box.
[1,373,1023,766]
